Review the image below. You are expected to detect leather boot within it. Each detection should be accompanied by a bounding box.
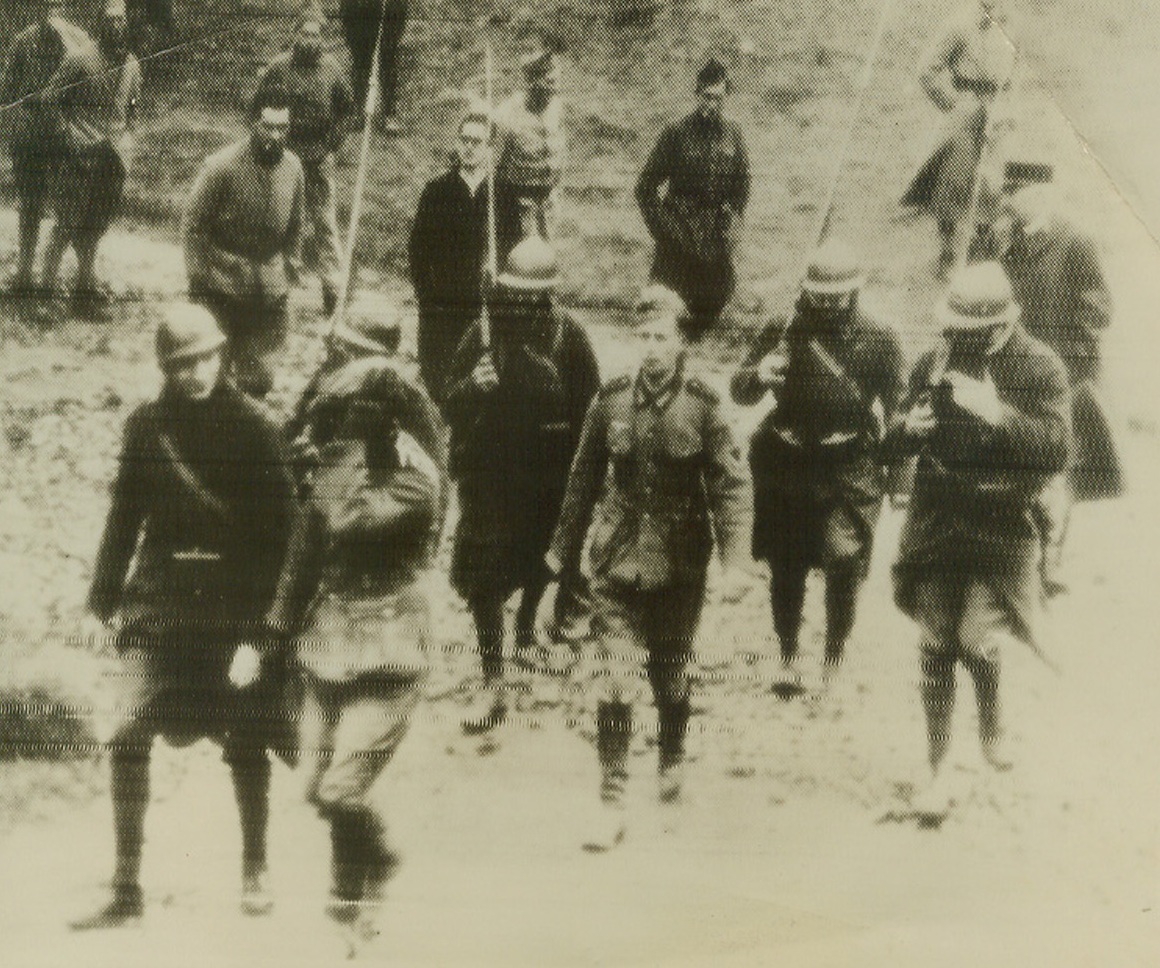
[971,659,1013,772]
[583,702,630,852]
[232,757,273,915]
[657,698,690,804]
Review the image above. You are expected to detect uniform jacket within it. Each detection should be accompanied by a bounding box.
[88,383,296,637]
[635,110,750,268]
[43,37,125,158]
[888,325,1069,639]
[183,138,305,303]
[548,357,752,590]
[1,17,89,152]
[407,166,490,390]
[255,50,353,166]
[494,91,565,193]
[903,8,1014,223]
[732,306,903,561]
[268,355,446,683]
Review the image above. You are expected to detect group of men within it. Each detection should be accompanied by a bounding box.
[0,0,1122,940]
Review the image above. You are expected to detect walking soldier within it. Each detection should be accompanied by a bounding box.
[994,173,1121,593]
[886,262,1070,822]
[546,285,751,851]
[902,1,1014,273]
[732,242,902,693]
[268,314,445,940]
[255,4,355,318]
[636,58,750,338]
[72,303,297,929]
[183,89,304,398]
[442,236,600,733]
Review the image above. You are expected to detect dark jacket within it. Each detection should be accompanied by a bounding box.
[548,358,751,590]
[889,326,1070,644]
[732,305,903,564]
[255,50,353,165]
[407,166,490,396]
[444,309,600,597]
[268,355,446,682]
[0,17,87,152]
[88,383,296,637]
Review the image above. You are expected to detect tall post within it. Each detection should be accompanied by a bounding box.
[480,30,497,349]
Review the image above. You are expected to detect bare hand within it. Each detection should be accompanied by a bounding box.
[395,430,440,484]
[471,354,499,391]
[905,399,937,439]
[228,644,263,689]
[756,350,788,390]
[944,371,1003,425]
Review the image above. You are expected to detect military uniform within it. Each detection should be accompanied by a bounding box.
[636,109,750,333]
[732,301,902,670]
[268,336,444,927]
[903,4,1014,265]
[548,355,751,820]
[340,0,407,120]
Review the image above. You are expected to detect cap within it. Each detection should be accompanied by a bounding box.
[1003,160,1054,189]
[635,284,687,319]
[696,58,729,91]
[801,239,864,296]
[330,315,402,355]
[156,303,226,365]
[497,235,559,291]
[936,261,1018,331]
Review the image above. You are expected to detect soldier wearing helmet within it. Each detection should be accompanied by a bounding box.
[72,303,297,928]
[442,236,600,734]
[732,241,903,694]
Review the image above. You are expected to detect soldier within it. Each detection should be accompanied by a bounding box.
[340,0,408,134]
[995,173,1120,593]
[255,4,355,317]
[886,263,1070,822]
[41,0,142,311]
[0,0,90,293]
[183,89,304,398]
[443,236,600,733]
[902,1,1015,274]
[268,314,444,941]
[408,111,493,400]
[546,285,751,850]
[731,242,903,693]
[71,303,297,929]
[636,58,750,338]
[493,40,565,251]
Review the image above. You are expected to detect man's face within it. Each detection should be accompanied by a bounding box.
[166,348,223,401]
[635,310,679,365]
[294,20,323,62]
[103,12,128,47]
[802,288,855,318]
[696,81,728,120]
[252,107,291,163]
[457,120,488,172]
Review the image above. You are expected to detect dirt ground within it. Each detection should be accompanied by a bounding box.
[2,1,1160,966]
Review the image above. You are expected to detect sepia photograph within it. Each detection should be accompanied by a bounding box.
[0,0,1157,964]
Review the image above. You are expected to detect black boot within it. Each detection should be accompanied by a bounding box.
[915,652,956,821]
[231,756,273,915]
[70,750,149,931]
[969,657,1012,772]
[657,698,690,804]
[325,811,364,925]
[583,701,631,852]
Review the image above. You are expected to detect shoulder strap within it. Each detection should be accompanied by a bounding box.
[156,431,233,523]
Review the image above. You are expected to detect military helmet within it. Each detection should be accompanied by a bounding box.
[497,235,559,292]
[155,302,226,366]
[801,239,864,296]
[936,261,1019,331]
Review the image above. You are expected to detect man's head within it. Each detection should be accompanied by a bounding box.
[695,59,730,120]
[634,285,686,369]
[156,303,227,401]
[937,261,1018,356]
[99,0,128,54]
[800,239,863,319]
[1001,183,1056,240]
[456,111,490,174]
[293,5,325,65]
[521,46,559,111]
[249,92,292,166]
[494,235,557,341]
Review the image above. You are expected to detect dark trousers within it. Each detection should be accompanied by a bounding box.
[769,555,860,665]
[11,144,57,276]
[341,0,408,116]
[194,292,289,398]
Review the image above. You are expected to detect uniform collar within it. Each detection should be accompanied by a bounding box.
[635,351,685,411]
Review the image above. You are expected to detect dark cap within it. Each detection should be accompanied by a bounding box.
[1003,161,1054,190]
[696,58,729,91]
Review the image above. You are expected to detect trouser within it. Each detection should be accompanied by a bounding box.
[11,144,57,277]
[342,0,408,116]
[589,580,703,802]
[194,292,289,398]
[43,144,127,290]
[769,555,861,665]
[912,574,1011,770]
[103,643,278,889]
[299,675,420,899]
[129,0,174,31]
[302,157,342,297]
[1035,472,1072,588]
